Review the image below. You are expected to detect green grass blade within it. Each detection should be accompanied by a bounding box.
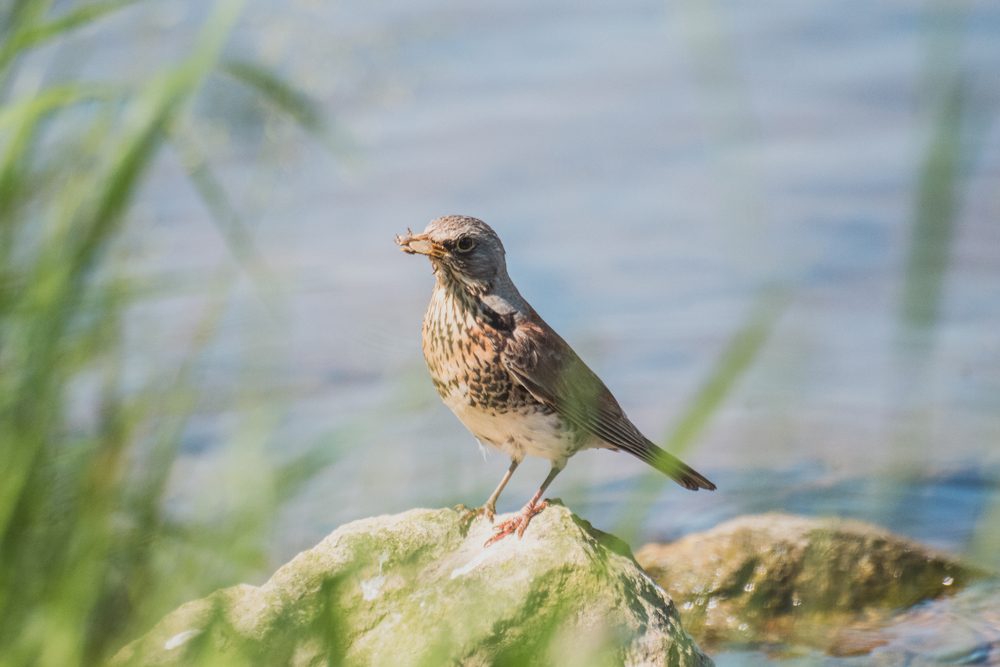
[615,289,787,542]
[0,0,52,42]
[0,0,139,74]
[899,81,963,331]
[0,84,117,130]
[0,0,246,555]
[63,1,243,287]
[168,127,282,310]
[221,59,329,139]
[664,292,786,454]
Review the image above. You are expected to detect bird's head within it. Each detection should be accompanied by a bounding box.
[395,215,508,292]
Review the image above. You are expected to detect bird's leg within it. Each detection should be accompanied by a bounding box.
[482,458,520,520]
[485,463,563,546]
[461,458,520,525]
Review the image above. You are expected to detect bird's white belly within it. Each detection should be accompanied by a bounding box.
[442,387,576,462]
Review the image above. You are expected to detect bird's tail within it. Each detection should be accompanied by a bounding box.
[630,438,716,491]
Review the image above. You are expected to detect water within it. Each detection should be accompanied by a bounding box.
[712,579,1000,665]
[32,0,1000,662]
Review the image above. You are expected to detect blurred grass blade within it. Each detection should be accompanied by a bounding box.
[0,0,339,662]
[899,80,963,332]
[664,291,785,455]
[273,445,344,504]
[64,0,244,286]
[0,0,52,43]
[615,289,786,541]
[169,127,281,309]
[1,0,246,553]
[0,84,117,130]
[221,59,328,138]
[15,0,139,46]
[0,85,117,209]
[0,0,138,74]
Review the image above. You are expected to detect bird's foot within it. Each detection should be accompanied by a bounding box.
[458,502,496,526]
[484,499,549,547]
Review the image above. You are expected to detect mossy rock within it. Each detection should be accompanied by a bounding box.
[636,513,985,654]
[114,504,711,666]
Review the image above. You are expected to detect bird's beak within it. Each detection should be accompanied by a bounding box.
[395,229,445,257]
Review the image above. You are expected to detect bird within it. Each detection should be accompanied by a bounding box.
[395,215,715,546]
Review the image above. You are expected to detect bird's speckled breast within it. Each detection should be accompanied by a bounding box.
[422,284,535,413]
[421,284,579,461]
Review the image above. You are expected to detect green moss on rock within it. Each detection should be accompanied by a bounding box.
[114,504,711,666]
[636,513,985,654]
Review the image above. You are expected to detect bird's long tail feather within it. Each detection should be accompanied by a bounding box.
[622,439,716,491]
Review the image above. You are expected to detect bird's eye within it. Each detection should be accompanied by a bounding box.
[454,237,476,253]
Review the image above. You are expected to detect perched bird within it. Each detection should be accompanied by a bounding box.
[396,216,715,545]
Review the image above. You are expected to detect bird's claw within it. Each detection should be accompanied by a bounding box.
[484,500,548,547]
[458,503,496,526]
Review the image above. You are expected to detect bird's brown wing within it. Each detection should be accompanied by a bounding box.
[501,321,715,491]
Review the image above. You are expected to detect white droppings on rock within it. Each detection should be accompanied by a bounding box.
[360,575,385,600]
[361,552,389,601]
[450,546,497,579]
[163,629,201,651]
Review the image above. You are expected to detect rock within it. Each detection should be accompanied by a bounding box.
[114,503,711,666]
[635,513,985,654]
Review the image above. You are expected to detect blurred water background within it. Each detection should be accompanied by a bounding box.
[119,0,1000,554]
[3,0,1000,664]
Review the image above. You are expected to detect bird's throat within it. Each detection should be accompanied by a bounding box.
[432,262,490,300]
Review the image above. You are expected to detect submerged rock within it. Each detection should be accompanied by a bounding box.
[114,504,711,666]
[861,578,1000,665]
[635,513,985,654]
